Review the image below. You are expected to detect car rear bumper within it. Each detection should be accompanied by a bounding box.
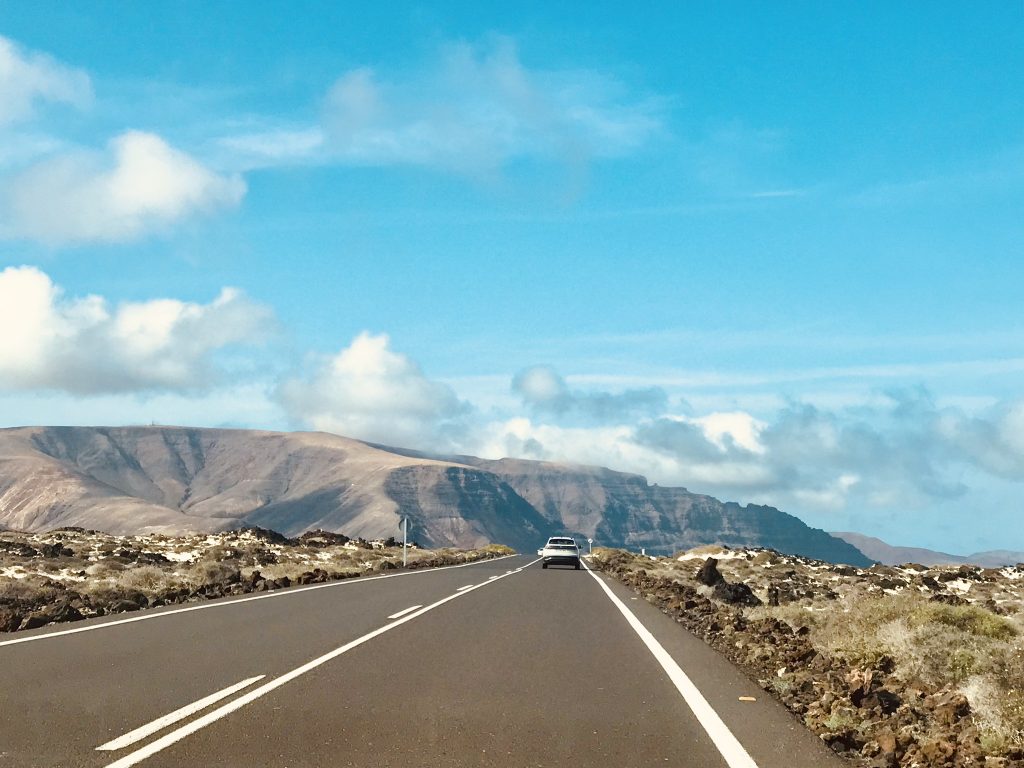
[542,555,580,566]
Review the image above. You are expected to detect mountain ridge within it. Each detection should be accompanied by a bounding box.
[0,425,870,564]
[830,531,1024,568]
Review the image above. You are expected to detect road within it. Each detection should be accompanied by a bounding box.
[0,555,845,768]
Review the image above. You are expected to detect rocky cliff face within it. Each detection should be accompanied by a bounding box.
[0,426,871,564]
[383,466,550,553]
[467,457,871,565]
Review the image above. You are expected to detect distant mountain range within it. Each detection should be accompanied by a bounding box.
[0,426,871,565]
[830,531,1024,568]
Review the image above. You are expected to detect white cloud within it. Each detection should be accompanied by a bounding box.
[458,367,1024,523]
[220,38,661,175]
[0,35,92,126]
[693,411,766,454]
[3,131,245,244]
[512,365,570,406]
[215,126,325,171]
[322,39,660,174]
[274,349,1024,520]
[278,332,469,449]
[512,364,667,422]
[0,132,67,172]
[0,266,273,394]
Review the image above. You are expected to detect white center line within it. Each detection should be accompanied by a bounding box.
[102,557,542,768]
[96,675,265,752]
[582,560,759,768]
[387,605,422,620]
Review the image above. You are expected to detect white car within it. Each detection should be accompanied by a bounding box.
[540,536,581,569]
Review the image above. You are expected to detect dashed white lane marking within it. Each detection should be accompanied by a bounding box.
[387,605,422,620]
[0,554,519,648]
[96,676,265,751]
[582,561,759,768]
[101,557,542,768]
[456,584,476,591]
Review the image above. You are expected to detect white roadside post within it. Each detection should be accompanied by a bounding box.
[402,516,408,567]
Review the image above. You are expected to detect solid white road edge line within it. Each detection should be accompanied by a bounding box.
[96,675,265,751]
[0,553,520,649]
[386,604,422,620]
[456,584,475,591]
[582,561,760,768]
[102,557,542,768]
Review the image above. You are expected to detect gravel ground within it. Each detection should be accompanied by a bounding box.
[0,526,512,633]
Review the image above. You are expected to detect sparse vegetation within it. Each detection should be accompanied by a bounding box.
[0,527,516,634]
[591,546,1024,767]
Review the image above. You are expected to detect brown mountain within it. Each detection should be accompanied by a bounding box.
[830,531,1024,568]
[0,426,870,564]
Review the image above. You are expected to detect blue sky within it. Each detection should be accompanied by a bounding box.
[1,2,1022,553]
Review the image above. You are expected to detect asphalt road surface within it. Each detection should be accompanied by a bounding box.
[0,555,846,767]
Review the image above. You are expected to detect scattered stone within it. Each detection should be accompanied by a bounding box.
[697,557,724,586]
[590,546,1024,768]
[36,543,73,558]
[109,599,142,613]
[713,580,762,606]
[294,530,351,547]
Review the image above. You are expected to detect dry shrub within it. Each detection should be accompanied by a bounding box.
[252,562,324,582]
[751,551,781,566]
[963,676,1024,754]
[480,544,515,556]
[680,544,729,558]
[749,602,824,632]
[818,592,1017,683]
[0,576,60,604]
[874,619,1002,686]
[184,561,240,588]
[78,583,122,603]
[114,565,178,596]
[201,545,242,562]
[915,602,1017,641]
[591,547,637,570]
[807,590,1024,756]
[312,550,358,570]
[211,543,278,567]
[85,560,126,577]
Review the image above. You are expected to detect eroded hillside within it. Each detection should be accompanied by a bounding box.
[0,425,871,563]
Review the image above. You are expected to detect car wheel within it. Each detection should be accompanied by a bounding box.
[574,562,580,570]
[542,562,548,569]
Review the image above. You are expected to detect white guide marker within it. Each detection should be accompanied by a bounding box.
[582,561,760,768]
[387,605,422,620]
[96,675,265,751]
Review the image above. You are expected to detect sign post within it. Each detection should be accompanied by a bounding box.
[587,537,593,555]
[402,516,408,567]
